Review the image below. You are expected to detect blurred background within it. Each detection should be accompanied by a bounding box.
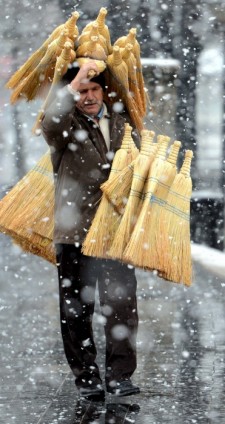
[0,0,224,251]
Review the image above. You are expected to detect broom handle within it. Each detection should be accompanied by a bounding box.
[120,123,133,150]
[112,46,123,67]
[65,11,80,39]
[180,150,193,177]
[156,135,170,159]
[167,140,181,165]
[140,130,155,154]
[97,7,107,31]
[127,28,137,46]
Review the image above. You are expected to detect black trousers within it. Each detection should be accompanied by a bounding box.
[55,244,138,388]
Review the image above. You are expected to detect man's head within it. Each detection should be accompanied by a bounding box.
[62,65,106,117]
[76,80,104,117]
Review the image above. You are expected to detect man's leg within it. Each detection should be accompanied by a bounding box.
[56,244,102,389]
[97,259,139,385]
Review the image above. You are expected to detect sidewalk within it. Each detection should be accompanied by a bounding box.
[1,235,225,424]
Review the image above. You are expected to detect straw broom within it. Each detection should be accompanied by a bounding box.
[76,35,107,61]
[81,123,136,258]
[77,22,108,55]
[12,233,55,264]
[106,46,144,132]
[32,41,75,134]
[135,140,182,272]
[100,128,139,210]
[159,150,194,286]
[123,135,170,267]
[10,30,73,104]
[0,151,56,264]
[80,7,112,54]
[109,129,139,180]
[100,161,135,211]
[107,130,157,260]
[121,43,145,118]
[114,28,148,113]
[6,11,79,91]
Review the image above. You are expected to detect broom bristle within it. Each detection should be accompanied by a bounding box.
[107,192,142,260]
[101,162,134,212]
[81,194,121,258]
[0,151,55,264]
[159,150,193,286]
[13,234,56,264]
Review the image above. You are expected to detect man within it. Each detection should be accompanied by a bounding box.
[41,61,140,400]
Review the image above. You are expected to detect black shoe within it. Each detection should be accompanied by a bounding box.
[78,384,105,401]
[106,379,140,397]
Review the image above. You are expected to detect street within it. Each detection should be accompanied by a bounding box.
[1,234,225,423]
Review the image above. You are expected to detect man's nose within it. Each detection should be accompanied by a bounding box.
[86,90,95,99]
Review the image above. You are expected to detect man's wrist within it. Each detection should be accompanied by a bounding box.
[67,85,80,101]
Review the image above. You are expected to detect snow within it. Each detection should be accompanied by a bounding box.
[141,57,180,69]
[191,242,225,279]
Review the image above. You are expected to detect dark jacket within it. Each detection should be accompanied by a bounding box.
[41,87,140,244]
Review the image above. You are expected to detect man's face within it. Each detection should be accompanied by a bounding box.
[76,81,104,116]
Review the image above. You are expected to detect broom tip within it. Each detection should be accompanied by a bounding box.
[173,140,182,148]
[185,149,194,159]
[72,10,80,19]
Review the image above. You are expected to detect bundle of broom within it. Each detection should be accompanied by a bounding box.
[106,45,144,132]
[123,134,171,268]
[0,43,82,263]
[107,129,157,260]
[0,151,56,264]
[121,43,145,118]
[82,123,139,258]
[114,28,148,113]
[79,7,112,54]
[74,22,109,82]
[77,22,109,56]
[6,7,148,135]
[10,29,76,104]
[7,11,80,102]
[157,150,194,286]
[100,129,162,215]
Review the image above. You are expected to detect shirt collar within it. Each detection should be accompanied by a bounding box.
[96,105,104,120]
[83,103,108,122]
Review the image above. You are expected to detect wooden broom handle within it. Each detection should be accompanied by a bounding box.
[167,140,181,165]
[180,150,193,177]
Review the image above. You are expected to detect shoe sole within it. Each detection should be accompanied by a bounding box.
[107,388,140,397]
[79,390,105,401]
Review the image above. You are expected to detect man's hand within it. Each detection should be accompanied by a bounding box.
[69,61,99,92]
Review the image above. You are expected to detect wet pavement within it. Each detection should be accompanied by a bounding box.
[1,234,225,424]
